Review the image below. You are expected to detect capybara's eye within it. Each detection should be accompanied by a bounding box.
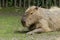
[31,13,33,14]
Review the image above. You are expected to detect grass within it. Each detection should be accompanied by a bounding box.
[0,7,27,40]
[0,7,60,40]
[0,15,25,40]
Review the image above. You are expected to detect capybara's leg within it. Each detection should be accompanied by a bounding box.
[26,28,44,35]
[40,19,52,32]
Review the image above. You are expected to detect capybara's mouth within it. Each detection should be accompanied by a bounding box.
[28,23,36,31]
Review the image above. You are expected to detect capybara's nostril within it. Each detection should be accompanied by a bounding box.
[23,20,25,24]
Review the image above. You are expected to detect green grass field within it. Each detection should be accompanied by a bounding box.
[0,7,27,40]
[0,7,60,40]
[0,15,27,40]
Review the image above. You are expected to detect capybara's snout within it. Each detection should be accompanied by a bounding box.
[21,17,26,26]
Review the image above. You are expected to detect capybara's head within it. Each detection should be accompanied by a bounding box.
[21,6,41,27]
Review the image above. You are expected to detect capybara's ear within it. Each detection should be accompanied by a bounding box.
[35,6,38,10]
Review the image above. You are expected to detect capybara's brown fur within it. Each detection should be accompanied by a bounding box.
[21,6,60,34]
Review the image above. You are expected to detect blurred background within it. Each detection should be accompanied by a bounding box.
[0,0,60,8]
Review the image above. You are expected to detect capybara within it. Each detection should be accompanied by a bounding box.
[21,6,60,34]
